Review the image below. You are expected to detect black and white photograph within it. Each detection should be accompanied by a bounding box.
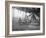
[7,3,45,36]
[5,1,45,37]
[12,7,40,31]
